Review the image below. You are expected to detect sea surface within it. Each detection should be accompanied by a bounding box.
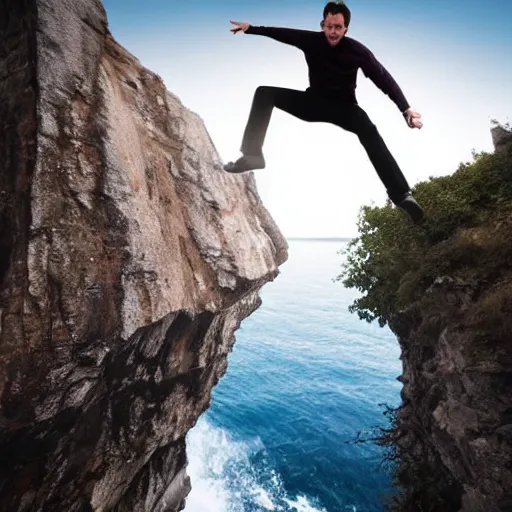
[183,239,403,512]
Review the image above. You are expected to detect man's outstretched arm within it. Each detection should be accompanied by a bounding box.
[229,20,314,50]
[360,48,422,128]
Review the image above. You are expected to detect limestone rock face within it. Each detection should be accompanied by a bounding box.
[0,1,287,510]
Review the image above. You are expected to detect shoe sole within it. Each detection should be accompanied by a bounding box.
[223,163,255,174]
[223,156,265,173]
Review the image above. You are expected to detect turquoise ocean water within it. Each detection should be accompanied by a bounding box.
[184,239,402,512]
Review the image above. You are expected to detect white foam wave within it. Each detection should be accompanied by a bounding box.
[183,416,327,512]
[284,496,328,512]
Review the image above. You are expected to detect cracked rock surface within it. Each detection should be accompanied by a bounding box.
[0,0,288,510]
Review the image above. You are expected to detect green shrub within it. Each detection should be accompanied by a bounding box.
[337,132,512,327]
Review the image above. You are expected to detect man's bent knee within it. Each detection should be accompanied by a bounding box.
[255,85,275,97]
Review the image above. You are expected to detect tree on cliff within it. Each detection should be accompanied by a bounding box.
[337,121,512,328]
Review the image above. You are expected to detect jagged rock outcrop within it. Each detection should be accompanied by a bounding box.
[387,129,512,511]
[0,1,287,511]
[491,124,512,154]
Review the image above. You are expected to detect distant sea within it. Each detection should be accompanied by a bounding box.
[184,239,402,512]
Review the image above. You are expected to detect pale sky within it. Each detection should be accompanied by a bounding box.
[103,0,512,237]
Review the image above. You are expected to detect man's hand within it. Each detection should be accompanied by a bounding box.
[404,108,423,129]
[230,20,250,34]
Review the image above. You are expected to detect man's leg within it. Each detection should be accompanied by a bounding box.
[224,86,321,173]
[330,103,424,223]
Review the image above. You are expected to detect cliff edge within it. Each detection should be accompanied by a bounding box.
[0,0,287,510]
[341,122,512,511]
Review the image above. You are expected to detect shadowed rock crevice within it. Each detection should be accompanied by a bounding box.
[0,0,38,299]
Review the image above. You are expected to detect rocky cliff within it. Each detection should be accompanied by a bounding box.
[341,124,512,511]
[0,1,287,510]
[388,126,512,512]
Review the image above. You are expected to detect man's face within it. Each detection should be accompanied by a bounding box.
[321,13,347,46]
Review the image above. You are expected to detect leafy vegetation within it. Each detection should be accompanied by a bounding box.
[336,123,512,327]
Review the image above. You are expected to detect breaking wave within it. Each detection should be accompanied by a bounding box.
[184,417,330,512]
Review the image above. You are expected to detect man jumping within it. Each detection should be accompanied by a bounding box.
[223,1,425,224]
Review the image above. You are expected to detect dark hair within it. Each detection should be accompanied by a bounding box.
[323,1,351,27]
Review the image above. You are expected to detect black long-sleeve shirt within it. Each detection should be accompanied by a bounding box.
[245,25,410,113]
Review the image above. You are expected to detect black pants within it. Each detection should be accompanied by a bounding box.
[239,86,411,205]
